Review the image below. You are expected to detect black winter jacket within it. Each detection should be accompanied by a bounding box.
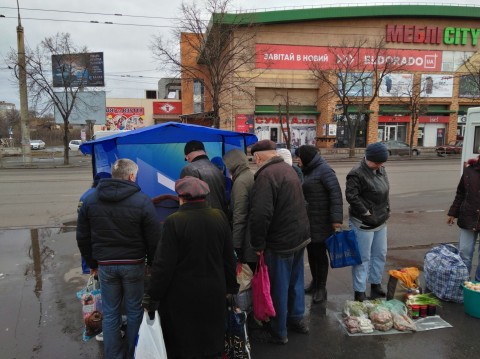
[76,178,161,268]
[302,154,343,243]
[448,158,480,231]
[249,156,310,253]
[346,158,390,229]
[180,155,227,213]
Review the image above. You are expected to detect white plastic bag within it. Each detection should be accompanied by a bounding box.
[134,312,167,359]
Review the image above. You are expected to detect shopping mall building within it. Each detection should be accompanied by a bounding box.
[181,4,480,149]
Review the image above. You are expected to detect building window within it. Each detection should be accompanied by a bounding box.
[193,79,204,113]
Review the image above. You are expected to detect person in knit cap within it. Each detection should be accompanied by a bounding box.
[447,154,480,282]
[277,148,304,183]
[147,176,238,358]
[294,145,343,304]
[346,142,390,302]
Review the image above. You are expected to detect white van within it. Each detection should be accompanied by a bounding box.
[92,130,129,140]
[460,107,480,172]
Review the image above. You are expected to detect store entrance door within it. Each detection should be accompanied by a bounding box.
[386,125,397,141]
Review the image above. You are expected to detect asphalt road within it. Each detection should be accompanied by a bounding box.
[1,157,478,359]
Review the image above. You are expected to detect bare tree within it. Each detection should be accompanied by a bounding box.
[385,75,429,156]
[309,39,404,157]
[274,89,296,151]
[8,33,96,164]
[459,54,480,99]
[151,0,261,129]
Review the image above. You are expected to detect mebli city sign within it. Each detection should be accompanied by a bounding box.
[386,24,480,46]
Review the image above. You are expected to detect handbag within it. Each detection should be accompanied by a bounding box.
[134,312,167,359]
[250,253,276,321]
[224,297,251,359]
[76,275,103,341]
[325,230,362,268]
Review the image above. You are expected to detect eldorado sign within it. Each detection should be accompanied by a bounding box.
[256,44,442,71]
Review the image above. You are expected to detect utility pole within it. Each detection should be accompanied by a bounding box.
[16,0,31,163]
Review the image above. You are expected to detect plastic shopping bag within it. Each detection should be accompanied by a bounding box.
[424,244,469,303]
[134,312,167,359]
[224,297,251,359]
[325,230,362,268]
[251,253,276,321]
[76,275,103,341]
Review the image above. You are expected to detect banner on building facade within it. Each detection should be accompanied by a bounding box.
[459,75,480,98]
[378,115,411,122]
[420,74,454,97]
[254,115,317,146]
[235,114,255,133]
[379,73,414,97]
[153,101,182,114]
[419,115,450,123]
[256,44,442,71]
[105,107,145,130]
[338,73,373,97]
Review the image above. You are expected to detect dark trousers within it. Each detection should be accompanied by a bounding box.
[307,242,329,288]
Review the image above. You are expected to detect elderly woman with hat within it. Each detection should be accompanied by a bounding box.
[346,142,390,302]
[295,145,343,304]
[147,176,239,358]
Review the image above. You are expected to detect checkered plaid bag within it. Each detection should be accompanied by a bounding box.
[424,244,470,303]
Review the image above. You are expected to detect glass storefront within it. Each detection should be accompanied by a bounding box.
[377,123,407,142]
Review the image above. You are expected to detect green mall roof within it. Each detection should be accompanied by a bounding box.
[214,5,480,25]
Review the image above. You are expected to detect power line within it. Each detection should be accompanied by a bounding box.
[0,15,173,28]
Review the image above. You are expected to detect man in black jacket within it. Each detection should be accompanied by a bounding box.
[77,158,160,359]
[180,140,227,213]
[249,140,311,345]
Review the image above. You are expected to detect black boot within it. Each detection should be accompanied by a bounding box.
[313,284,327,303]
[370,284,386,299]
[304,281,314,294]
[354,291,366,302]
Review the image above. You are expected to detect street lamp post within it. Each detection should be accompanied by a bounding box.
[16,0,31,163]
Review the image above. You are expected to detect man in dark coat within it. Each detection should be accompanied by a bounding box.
[148,176,239,359]
[447,155,480,281]
[77,158,160,359]
[180,140,227,213]
[248,140,311,345]
[295,145,343,303]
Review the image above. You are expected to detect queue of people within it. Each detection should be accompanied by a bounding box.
[76,140,395,358]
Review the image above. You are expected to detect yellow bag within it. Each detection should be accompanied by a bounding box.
[388,267,419,288]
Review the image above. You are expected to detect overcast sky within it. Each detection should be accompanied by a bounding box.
[0,0,478,110]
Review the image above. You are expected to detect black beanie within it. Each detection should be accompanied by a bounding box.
[365,142,389,163]
[295,145,318,166]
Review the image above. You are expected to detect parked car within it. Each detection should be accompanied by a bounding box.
[30,140,45,150]
[436,140,462,156]
[69,140,82,151]
[380,141,420,156]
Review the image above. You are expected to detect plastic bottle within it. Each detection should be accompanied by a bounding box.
[404,289,413,303]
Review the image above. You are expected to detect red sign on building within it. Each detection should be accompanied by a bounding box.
[378,116,411,123]
[256,44,442,72]
[419,116,450,123]
[235,114,254,133]
[153,101,182,114]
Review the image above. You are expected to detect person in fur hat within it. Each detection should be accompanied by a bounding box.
[447,155,480,281]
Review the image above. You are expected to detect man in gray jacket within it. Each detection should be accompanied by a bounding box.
[223,149,257,270]
[180,140,227,213]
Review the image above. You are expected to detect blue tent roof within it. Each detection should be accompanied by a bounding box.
[80,122,257,198]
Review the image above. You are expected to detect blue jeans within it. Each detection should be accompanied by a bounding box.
[458,228,480,281]
[349,220,387,292]
[98,263,145,359]
[264,248,305,339]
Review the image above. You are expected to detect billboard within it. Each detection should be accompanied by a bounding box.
[106,107,145,130]
[235,114,254,133]
[379,73,414,97]
[338,73,373,97]
[420,74,454,98]
[459,75,480,98]
[52,52,104,87]
[54,91,106,125]
[256,44,442,71]
[153,101,182,114]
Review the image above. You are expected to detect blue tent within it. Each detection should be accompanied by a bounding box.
[80,122,257,198]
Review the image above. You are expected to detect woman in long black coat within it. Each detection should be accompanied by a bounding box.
[148,176,239,358]
[295,146,343,303]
